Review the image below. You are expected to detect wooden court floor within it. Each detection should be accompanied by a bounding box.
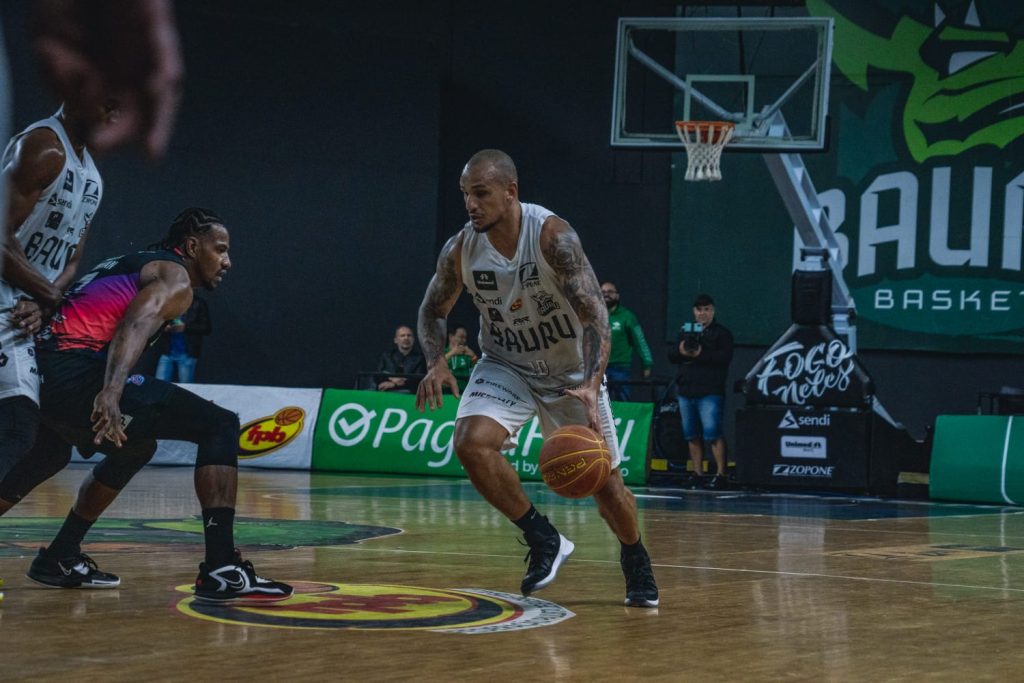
[2,464,1024,681]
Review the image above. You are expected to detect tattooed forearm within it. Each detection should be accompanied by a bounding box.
[543,223,610,385]
[418,234,463,365]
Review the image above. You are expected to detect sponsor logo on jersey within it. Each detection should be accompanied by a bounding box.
[474,377,524,401]
[510,298,523,311]
[62,169,74,192]
[518,261,540,287]
[473,270,498,291]
[82,179,100,205]
[512,315,531,326]
[474,292,502,306]
[176,583,574,634]
[772,463,835,478]
[531,290,560,316]
[467,390,518,407]
[48,193,73,209]
[45,211,63,230]
[239,406,306,458]
[488,307,504,323]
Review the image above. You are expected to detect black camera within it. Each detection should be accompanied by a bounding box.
[680,322,704,352]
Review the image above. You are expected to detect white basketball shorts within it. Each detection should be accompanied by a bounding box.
[0,320,40,405]
[456,357,622,468]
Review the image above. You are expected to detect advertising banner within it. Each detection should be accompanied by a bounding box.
[312,389,653,485]
[73,384,322,469]
[667,1,1024,353]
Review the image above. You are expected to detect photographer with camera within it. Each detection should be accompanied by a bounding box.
[668,294,734,489]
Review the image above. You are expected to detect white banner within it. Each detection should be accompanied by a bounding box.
[72,383,322,470]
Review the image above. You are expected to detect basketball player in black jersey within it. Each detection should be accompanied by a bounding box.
[0,209,292,604]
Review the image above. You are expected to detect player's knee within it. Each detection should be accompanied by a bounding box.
[93,440,157,490]
[195,405,239,468]
[452,421,493,467]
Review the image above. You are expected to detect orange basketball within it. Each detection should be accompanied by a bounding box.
[274,407,305,426]
[538,425,612,499]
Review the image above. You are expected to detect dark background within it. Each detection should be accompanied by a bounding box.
[2,1,1016,446]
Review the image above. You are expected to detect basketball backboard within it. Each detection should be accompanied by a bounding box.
[611,16,834,151]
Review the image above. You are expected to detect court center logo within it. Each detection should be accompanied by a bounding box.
[175,583,574,634]
[329,403,377,446]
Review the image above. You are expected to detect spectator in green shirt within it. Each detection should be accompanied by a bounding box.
[445,324,478,392]
[602,282,653,401]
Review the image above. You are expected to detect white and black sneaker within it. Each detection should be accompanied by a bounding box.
[27,549,121,589]
[193,550,293,605]
[521,531,574,596]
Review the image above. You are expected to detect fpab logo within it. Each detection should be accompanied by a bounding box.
[176,582,574,634]
[239,406,306,458]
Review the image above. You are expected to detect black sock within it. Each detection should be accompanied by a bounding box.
[47,509,94,559]
[202,507,236,566]
[621,535,645,555]
[513,506,555,538]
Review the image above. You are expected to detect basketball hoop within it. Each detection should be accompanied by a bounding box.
[674,121,735,181]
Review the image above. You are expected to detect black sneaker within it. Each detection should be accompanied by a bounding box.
[27,549,121,589]
[680,471,703,490]
[521,531,574,596]
[621,545,659,608]
[705,474,729,491]
[193,550,293,605]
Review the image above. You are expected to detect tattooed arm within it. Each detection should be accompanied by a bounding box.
[415,232,465,411]
[540,217,610,429]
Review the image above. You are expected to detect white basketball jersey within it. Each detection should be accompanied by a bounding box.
[461,202,584,392]
[0,113,103,309]
[0,113,102,403]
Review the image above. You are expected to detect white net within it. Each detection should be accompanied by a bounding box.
[674,121,735,181]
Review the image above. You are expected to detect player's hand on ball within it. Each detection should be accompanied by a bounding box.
[562,385,601,432]
[416,362,459,411]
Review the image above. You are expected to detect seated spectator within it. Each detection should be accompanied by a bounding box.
[445,324,478,391]
[376,325,426,393]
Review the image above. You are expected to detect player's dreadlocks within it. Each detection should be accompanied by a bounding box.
[149,208,223,251]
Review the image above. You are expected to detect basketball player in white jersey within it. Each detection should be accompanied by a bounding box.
[0,102,111,581]
[416,149,659,607]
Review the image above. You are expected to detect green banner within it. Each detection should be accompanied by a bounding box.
[668,1,1024,353]
[312,389,652,486]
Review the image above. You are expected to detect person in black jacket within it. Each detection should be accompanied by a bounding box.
[668,294,734,489]
[376,325,427,392]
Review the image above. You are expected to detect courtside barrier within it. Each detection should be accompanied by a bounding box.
[71,386,654,486]
[930,415,1024,505]
[72,383,322,470]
